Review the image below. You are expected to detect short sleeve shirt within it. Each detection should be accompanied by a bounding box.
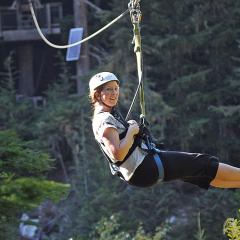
[92,111,147,181]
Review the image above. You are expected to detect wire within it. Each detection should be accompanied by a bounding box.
[125,80,141,121]
[28,0,129,49]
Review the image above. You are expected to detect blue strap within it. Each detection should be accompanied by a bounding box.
[153,153,164,181]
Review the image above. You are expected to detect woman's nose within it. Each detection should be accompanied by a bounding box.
[111,89,118,95]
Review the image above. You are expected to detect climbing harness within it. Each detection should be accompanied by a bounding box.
[97,107,165,182]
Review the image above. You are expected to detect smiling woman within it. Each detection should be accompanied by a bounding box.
[100,82,120,107]
[89,72,240,189]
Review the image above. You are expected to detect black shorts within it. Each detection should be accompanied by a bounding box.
[128,154,159,187]
[161,151,219,189]
[128,151,219,189]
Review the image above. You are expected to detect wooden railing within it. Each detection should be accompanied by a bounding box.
[0,2,63,32]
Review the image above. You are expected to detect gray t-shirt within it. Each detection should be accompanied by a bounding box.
[92,111,147,181]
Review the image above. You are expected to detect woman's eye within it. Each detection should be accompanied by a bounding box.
[103,87,119,93]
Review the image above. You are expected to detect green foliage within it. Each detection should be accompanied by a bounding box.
[0,128,69,239]
[0,129,69,240]
[0,51,18,127]
[90,215,131,240]
[0,51,39,135]
[0,130,52,176]
[194,213,206,240]
[35,52,93,198]
[0,177,69,214]
[0,178,69,240]
[88,214,169,240]
[224,211,240,240]
[0,52,70,239]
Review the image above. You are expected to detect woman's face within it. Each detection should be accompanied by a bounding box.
[100,81,119,107]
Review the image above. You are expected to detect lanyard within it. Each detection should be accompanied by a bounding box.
[126,1,146,127]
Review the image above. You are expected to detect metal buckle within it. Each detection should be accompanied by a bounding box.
[128,0,142,24]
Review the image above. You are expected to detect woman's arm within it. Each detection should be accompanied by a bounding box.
[102,121,139,161]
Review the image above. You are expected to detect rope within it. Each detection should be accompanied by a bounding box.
[125,81,141,121]
[28,0,129,49]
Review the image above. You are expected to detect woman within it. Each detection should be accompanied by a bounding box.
[90,72,240,189]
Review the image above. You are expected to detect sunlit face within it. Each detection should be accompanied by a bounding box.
[100,81,119,107]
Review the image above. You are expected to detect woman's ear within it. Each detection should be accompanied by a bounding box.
[94,92,101,101]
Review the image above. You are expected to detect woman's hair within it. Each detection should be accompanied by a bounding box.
[88,85,104,109]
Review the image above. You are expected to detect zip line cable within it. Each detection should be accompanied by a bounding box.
[28,0,129,49]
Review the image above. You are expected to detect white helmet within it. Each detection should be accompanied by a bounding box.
[89,72,119,92]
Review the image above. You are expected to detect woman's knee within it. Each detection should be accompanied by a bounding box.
[215,163,240,181]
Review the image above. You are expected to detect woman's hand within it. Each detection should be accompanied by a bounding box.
[127,120,139,136]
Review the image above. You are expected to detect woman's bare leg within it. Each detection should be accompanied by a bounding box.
[210,163,240,188]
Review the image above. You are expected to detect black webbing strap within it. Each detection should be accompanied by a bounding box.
[97,141,124,179]
[111,108,142,165]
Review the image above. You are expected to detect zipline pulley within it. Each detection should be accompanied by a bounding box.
[128,0,142,25]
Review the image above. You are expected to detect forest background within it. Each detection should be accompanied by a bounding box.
[0,0,240,239]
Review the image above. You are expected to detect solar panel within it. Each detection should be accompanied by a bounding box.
[66,28,84,61]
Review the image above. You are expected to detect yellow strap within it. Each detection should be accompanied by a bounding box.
[133,23,145,118]
[129,1,146,120]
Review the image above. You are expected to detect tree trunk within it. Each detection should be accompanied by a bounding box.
[73,0,90,95]
[18,44,34,96]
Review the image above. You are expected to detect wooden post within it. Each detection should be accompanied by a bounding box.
[18,44,34,96]
[73,0,90,95]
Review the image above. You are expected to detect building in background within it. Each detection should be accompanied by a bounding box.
[0,0,65,100]
[0,0,90,100]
